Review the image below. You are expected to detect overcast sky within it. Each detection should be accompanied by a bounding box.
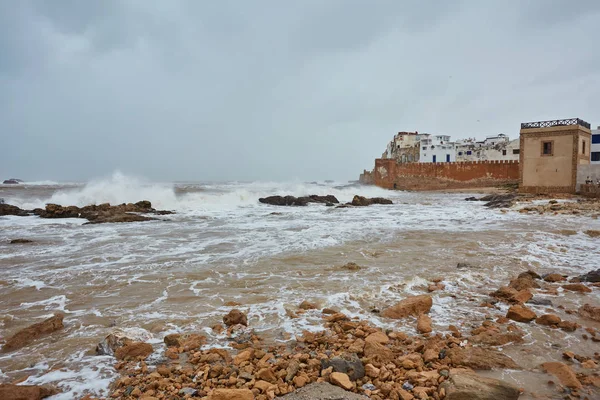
[1,1,599,182]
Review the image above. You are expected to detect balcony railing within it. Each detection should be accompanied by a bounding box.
[521,118,591,130]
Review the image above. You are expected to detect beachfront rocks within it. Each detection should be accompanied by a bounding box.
[298,300,317,310]
[320,354,365,380]
[258,195,340,207]
[579,269,600,283]
[578,304,600,322]
[223,309,248,327]
[381,295,432,319]
[330,372,354,390]
[97,333,132,356]
[340,262,362,271]
[457,262,477,269]
[31,201,172,224]
[1,313,64,353]
[478,194,517,209]
[446,347,520,370]
[10,238,33,244]
[0,384,59,400]
[585,229,600,238]
[440,371,520,400]
[114,342,153,360]
[506,305,537,323]
[0,204,29,216]
[163,333,206,351]
[541,362,582,389]
[417,314,433,334]
[535,314,561,327]
[363,341,394,364]
[489,287,532,304]
[562,283,592,293]
[208,388,254,400]
[282,383,368,400]
[518,270,542,280]
[508,275,540,291]
[558,320,578,332]
[350,195,393,206]
[544,273,566,282]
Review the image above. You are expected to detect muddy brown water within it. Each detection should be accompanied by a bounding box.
[1,180,599,399]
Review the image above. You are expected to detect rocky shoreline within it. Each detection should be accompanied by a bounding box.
[1,266,598,400]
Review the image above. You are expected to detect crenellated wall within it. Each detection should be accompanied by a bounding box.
[372,159,519,190]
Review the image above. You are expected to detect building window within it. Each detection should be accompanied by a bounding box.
[466,151,472,155]
[422,147,426,151]
[592,135,600,144]
[592,152,600,162]
[502,150,507,156]
[458,151,463,156]
[513,149,520,155]
[541,141,553,156]
[582,141,586,155]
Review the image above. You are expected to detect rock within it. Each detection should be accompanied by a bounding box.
[0,384,59,400]
[584,230,600,238]
[541,362,582,389]
[298,300,317,310]
[96,333,133,356]
[307,195,339,204]
[34,201,170,224]
[417,314,432,334]
[423,348,438,363]
[330,372,353,390]
[363,341,394,363]
[340,262,362,271]
[256,368,277,383]
[321,354,365,380]
[480,194,517,209]
[558,320,578,332]
[440,371,520,400]
[526,298,552,306]
[490,286,532,304]
[209,388,254,400]
[3,179,23,184]
[506,305,537,323]
[447,347,520,370]
[9,239,34,244]
[114,342,153,360]
[518,270,542,280]
[2,313,64,352]
[508,276,540,291]
[258,196,308,206]
[535,314,561,326]
[163,333,182,347]
[234,349,254,365]
[350,195,392,206]
[381,295,433,319]
[544,273,566,282]
[578,304,600,322]
[364,331,389,345]
[582,360,597,369]
[562,283,592,293]
[0,204,29,216]
[364,363,380,378]
[470,330,524,346]
[457,262,477,269]
[163,333,205,351]
[223,309,248,327]
[579,269,600,283]
[281,382,368,399]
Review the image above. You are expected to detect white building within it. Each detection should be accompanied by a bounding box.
[592,126,600,164]
[419,134,456,163]
[456,134,519,162]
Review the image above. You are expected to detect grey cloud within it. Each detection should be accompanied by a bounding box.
[0,0,599,182]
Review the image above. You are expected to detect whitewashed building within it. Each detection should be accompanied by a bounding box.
[592,126,600,164]
[456,134,519,162]
[419,134,456,163]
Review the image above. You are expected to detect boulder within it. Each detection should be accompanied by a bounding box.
[350,195,392,206]
[223,309,248,327]
[508,276,540,291]
[469,330,523,346]
[381,295,432,319]
[506,305,537,323]
[258,196,308,206]
[579,269,600,283]
[10,239,33,244]
[479,194,517,208]
[35,201,169,224]
[114,342,153,360]
[307,195,339,204]
[321,354,365,380]
[298,300,317,310]
[541,362,582,389]
[447,347,520,370]
[340,262,362,271]
[363,341,394,363]
[2,313,64,353]
[3,179,23,184]
[489,286,531,304]
[440,371,520,400]
[562,283,592,293]
[330,372,353,390]
[0,204,29,216]
[209,388,254,400]
[0,384,59,400]
[457,262,478,269]
[163,333,205,351]
[364,331,389,345]
[96,333,132,356]
[417,314,433,334]
[543,273,565,283]
[281,382,368,399]
[535,314,561,326]
[578,304,600,322]
[518,270,541,280]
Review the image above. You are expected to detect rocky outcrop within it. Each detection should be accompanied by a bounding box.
[440,371,520,400]
[0,204,29,216]
[1,313,64,353]
[350,195,392,206]
[447,347,520,370]
[469,194,517,209]
[579,269,600,283]
[282,382,368,399]
[3,179,23,184]
[258,195,340,206]
[0,384,59,400]
[10,239,33,244]
[578,304,600,322]
[381,295,432,319]
[223,309,248,327]
[541,362,582,389]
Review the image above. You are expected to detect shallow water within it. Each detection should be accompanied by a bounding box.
[1,175,599,399]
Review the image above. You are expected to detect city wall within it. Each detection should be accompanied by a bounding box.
[370,159,520,190]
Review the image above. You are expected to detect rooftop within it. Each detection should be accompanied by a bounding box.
[520,118,590,130]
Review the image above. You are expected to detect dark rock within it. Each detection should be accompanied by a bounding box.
[37,201,169,224]
[308,195,339,204]
[464,197,479,201]
[3,179,23,184]
[10,239,33,244]
[579,269,600,283]
[527,298,553,307]
[320,353,365,380]
[351,195,392,206]
[479,194,517,209]
[259,196,308,206]
[457,262,477,269]
[0,204,29,217]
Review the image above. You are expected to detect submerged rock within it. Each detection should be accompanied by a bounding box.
[223,309,248,327]
[350,195,392,206]
[440,371,520,400]
[1,313,64,353]
[9,239,33,244]
[578,304,600,322]
[381,295,432,319]
[0,384,59,400]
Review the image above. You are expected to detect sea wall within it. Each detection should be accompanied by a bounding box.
[358,170,374,185]
[372,159,520,190]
